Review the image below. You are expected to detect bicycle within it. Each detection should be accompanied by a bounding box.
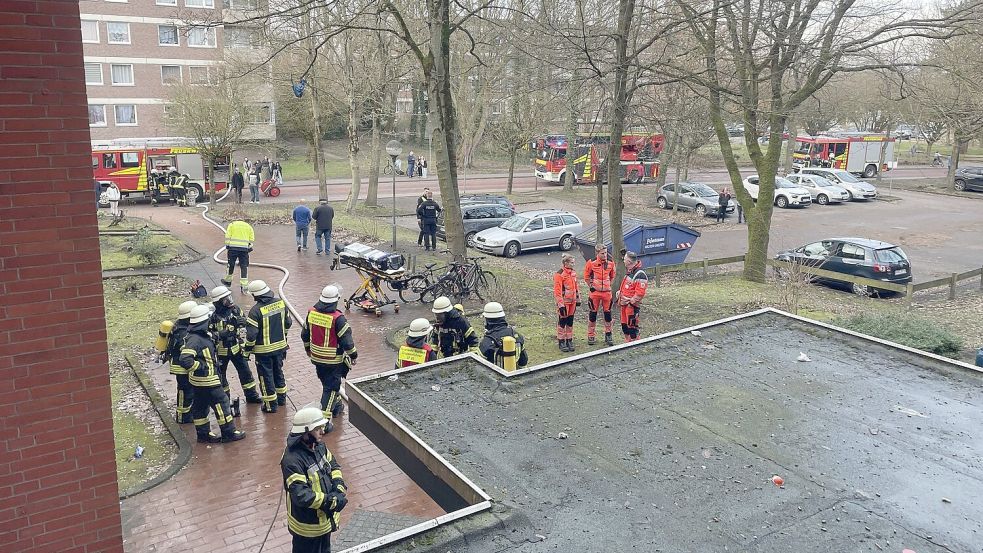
[393,262,446,303]
[437,253,498,301]
[382,162,406,176]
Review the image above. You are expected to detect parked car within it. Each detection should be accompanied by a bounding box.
[473,209,583,258]
[655,182,736,217]
[741,175,812,208]
[798,167,877,200]
[459,193,516,212]
[437,203,515,247]
[784,173,850,205]
[774,237,912,296]
[954,166,983,192]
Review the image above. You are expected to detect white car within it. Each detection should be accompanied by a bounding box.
[741,175,812,208]
[785,174,850,205]
[798,168,877,201]
[473,209,583,258]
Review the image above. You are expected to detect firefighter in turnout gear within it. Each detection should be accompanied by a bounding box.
[223,220,254,291]
[617,250,649,343]
[301,285,357,430]
[479,302,529,369]
[245,280,292,413]
[431,296,478,357]
[210,285,262,404]
[180,305,246,443]
[397,319,438,369]
[169,169,188,207]
[584,243,616,346]
[166,300,198,424]
[553,254,580,352]
[280,407,347,553]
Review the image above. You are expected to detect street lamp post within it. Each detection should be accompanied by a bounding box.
[385,140,402,250]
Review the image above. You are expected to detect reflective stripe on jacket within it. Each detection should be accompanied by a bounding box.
[397,341,436,368]
[179,327,221,388]
[553,267,579,304]
[246,296,291,356]
[280,435,346,538]
[210,304,245,357]
[225,220,254,250]
[584,257,615,292]
[167,321,189,375]
[619,267,649,305]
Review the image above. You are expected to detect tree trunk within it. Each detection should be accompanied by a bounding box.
[506,146,516,194]
[948,138,963,186]
[311,78,327,201]
[345,96,362,213]
[876,129,889,186]
[207,158,216,207]
[606,0,635,280]
[365,110,381,206]
[784,119,798,175]
[563,75,579,193]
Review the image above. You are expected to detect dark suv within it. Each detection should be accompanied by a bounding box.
[774,237,912,296]
[954,167,983,192]
[437,202,515,247]
[459,193,515,211]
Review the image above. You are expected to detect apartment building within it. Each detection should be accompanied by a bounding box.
[80,0,275,141]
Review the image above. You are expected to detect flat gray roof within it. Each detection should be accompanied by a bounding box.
[349,310,983,552]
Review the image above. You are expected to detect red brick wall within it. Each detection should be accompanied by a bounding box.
[0,1,124,552]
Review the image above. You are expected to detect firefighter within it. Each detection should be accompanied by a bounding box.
[171,170,188,207]
[222,220,254,293]
[245,280,292,413]
[553,253,580,352]
[583,243,616,346]
[478,302,529,369]
[210,285,262,405]
[166,166,180,204]
[280,407,347,553]
[396,318,438,369]
[431,296,478,357]
[300,285,356,430]
[617,250,649,343]
[166,300,198,424]
[180,305,246,443]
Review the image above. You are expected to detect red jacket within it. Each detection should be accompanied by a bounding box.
[584,256,615,292]
[553,267,579,305]
[619,265,648,306]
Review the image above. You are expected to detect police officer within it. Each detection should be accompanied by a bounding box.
[300,285,356,430]
[415,191,441,251]
[416,187,430,247]
[210,285,262,405]
[431,296,478,357]
[245,280,292,413]
[166,300,198,424]
[280,407,347,553]
[180,305,246,443]
[617,250,649,342]
[396,318,438,369]
[553,253,580,352]
[223,220,254,292]
[478,302,529,369]
[583,243,616,346]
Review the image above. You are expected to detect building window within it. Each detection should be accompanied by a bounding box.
[107,22,130,44]
[110,64,134,86]
[161,65,182,85]
[226,0,258,8]
[187,27,216,48]
[89,105,107,127]
[84,63,103,85]
[251,103,273,124]
[224,27,258,49]
[158,25,179,46]
[81,20,99,43]
[185,0,215,8]
[115,105,138,126]
[188,65,211,85]
[157,0,177,4]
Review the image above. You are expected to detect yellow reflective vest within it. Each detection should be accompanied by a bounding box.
[225,220,254,250]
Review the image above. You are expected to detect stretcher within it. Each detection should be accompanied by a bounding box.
[331,243,406,316]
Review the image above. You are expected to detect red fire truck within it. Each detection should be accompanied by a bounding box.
[532,133,664,185]
[792,135,896,177]
[92,138,230,204]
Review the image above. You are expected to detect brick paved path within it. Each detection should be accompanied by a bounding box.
[118,204,445,552]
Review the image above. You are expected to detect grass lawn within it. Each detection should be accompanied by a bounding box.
[99,215,195,271]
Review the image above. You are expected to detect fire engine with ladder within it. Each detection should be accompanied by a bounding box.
[532,133,664,185]
[92,137,230,205]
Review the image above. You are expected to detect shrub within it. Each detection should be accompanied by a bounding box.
[128,227,163,266]
[835,312,964,358]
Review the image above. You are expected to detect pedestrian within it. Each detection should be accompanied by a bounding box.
[416,158,423,177]
[478,302,529,369]
[105,181,121,217]
[396,318,439,369]
[272,160,283,184]
[583,243,615,346]
[301,285,356,431]
[244,280,292,413]
[431,296,478,357]
[395,157,403,175]
[166,300,198,424]
[416,191,441,251]
[553,253,580,352]
[616,250,648,343]
[716,187,729,223]
[407,151,416,179]
[421,157,428,178]
[209,286,262,405]
[416,188,430,247]
[312,198,334,256]
[280,407,348,553]
[180,305,246,443]
[736,200,745,224]
[261,156,271,182]
[222,219,254,292]
[293,202,312,252]
[231,165,245,204]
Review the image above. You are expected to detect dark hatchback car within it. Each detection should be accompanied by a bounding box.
[459,193,516,211]
[954,167,983,192]
[437,203,515,247]
[774,238,912,296]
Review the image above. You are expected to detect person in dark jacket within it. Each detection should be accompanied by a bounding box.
[231,165,245,204]
[209,286,261,404]
[407,151,416,179]
[416,188,429,247]
[301,285,357,431]
[431,296,478,357]
[396,318,439,369]
[312,199,334,256]
[716,188,731,223]
[245,280,292,413]
[416,191,441,251]
[167,300,198,424]
[478,302,529,369]
[280,407,347,553]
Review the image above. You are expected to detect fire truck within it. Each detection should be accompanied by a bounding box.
[532,133,664,185]
[792,135,896,178]
[92,137,230,204]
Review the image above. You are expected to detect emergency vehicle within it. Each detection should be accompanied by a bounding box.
[792,135,896,178]
[532,133,664,185]
[92,137,230,204]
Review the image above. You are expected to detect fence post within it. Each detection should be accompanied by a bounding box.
[703,258,709,277]
[949,272,957,300]
[655,265,662,288]
[905,282,913,310]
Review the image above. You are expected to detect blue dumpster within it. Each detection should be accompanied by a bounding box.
[574,218,701,269]
[976,347,983,368]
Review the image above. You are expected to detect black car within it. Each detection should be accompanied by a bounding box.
[459,193,515,211]
[954,166,983,192]
[437,203,515,247]
[774,237,912,296]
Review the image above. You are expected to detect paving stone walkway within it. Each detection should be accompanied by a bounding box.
[117,204,446,553]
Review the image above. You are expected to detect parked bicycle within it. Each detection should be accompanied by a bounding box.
[382,162,406,176]
[393,255,498,303]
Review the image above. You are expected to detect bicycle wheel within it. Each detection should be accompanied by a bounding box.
[477,270,498,297]
[398,275,427,303]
